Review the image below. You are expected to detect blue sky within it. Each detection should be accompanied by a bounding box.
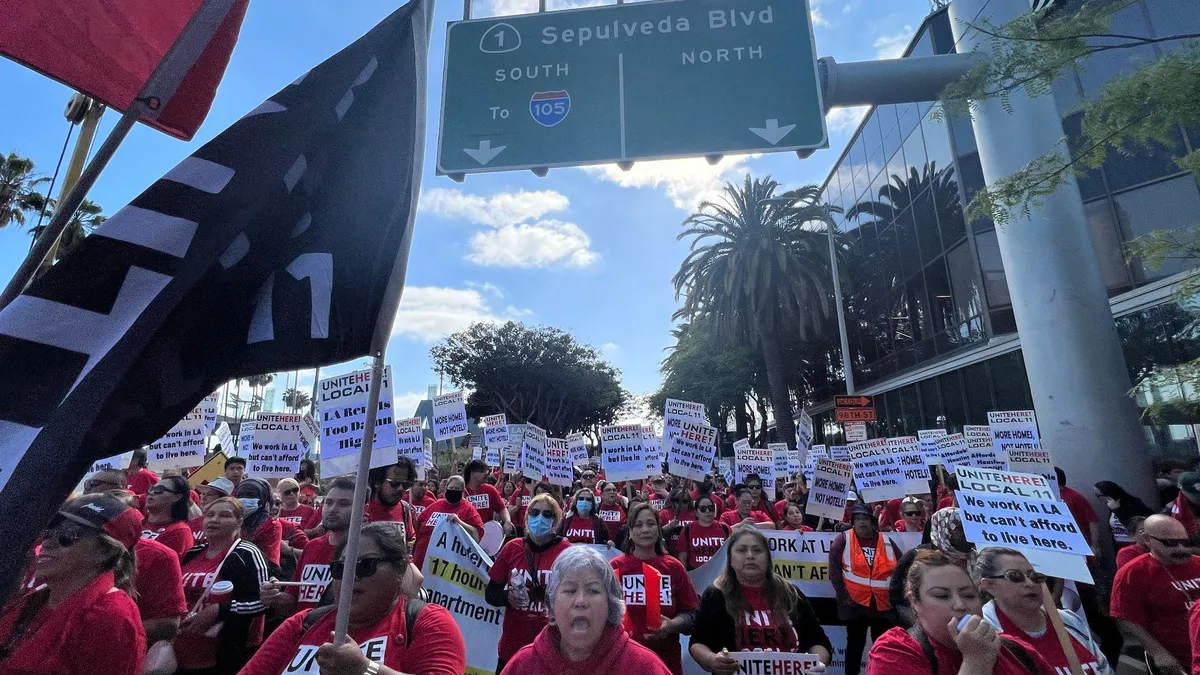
[0,0,931,417]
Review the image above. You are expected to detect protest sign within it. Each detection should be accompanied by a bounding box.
[642,425,662,474]
[601,423,646,482]
[935,433,971,471]
[787,447,802,478]
[735,444,775,495]
[917,429,948,466]
[237,420,256,458]
[808,458,853,521]
[988,410,1052,489]
[545,437,573,487]
[482,413,508,448]
[769,442,790,480]
[521,423,547,481]
[420,518,503,675]
[395,417,424,472]
[829,445,849,462]
[667,420,718,481]
[844,423,867,442]
[503,424,525,475]
[664,398,706,448]
[200,391,219,434]
[317,366,398,477]
[471,434,483,460]
[795,409,813,448]
[485,444,500,468]
[802,444,827,483]
[964,425,1004,470]
[86,451,134,477]
[716,458,733,484]
[147,416,208,470]
[567,432,589,467]
[213,422,234,453]
[730,652,821,675]
[247,412,306,478]
[888,436,929,494]
[848,438,904,502]
[432,391,469,440]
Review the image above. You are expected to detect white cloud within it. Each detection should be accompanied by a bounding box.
[826,106,869,135]
[420,187,569,227]
[464,281,505,297]
[466,220,597,268]
[393,391,427,417]
[600,342,620,359]
[581,155,757,211]
[391,286,531,342]
[874,26,914,59]
[809,0,830,26]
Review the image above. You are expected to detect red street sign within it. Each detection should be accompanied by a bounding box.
[834,395,873,408]
[835,408,877,422]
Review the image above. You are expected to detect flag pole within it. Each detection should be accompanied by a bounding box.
[0,0,241,311]
[333,349,386,644]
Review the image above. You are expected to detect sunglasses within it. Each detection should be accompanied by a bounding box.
[1148,534,1192,548]
[747,484,762,490]
[44,521,95,549]
[984,569,1047,584]
[697,505,716,512]
[527,508,554,519]
[582,474,596,479]
[282,488,299,496]
[384,479,407,489]
[903,511,922,517]
[147,485,180,496]
[330,557,395,580]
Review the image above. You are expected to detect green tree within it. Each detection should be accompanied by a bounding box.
[430,321,627,438]
[0,153,49,228]
[282,387,312,412]
[28,199,105,262]
[672,175,836,448]
[649,317,760,434]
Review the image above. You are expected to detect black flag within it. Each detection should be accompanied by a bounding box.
[0,0,430,601]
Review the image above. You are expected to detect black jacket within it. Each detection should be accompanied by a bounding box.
[691,585,832,655]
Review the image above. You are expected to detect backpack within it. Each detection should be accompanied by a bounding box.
[302,596,427,647]
[907,624,1038,674]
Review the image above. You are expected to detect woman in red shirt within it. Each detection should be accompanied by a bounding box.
[596,481,627,542]
[974,547,1110,674]
[894,497,926,533]
[276,477,318,530]
[718,487,775,529]
[234,478,284,566]
[610,502,699,674]
[239,522,466,675]
[485,494,573,673]
[142,475,196,559]
[560,488,610,544]
[675,495,730,571]
[0,494,146,675]
[867,549,1053,675]
[502,545,671,675]
[411,475,484,570]
[780,502,813,532]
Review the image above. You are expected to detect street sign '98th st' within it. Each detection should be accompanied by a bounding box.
[437,0,826,175]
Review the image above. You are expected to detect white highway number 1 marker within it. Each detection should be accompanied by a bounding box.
[749,119,796,145]
[463,140,506,165]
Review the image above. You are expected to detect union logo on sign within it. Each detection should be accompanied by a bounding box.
[530,90,570,127]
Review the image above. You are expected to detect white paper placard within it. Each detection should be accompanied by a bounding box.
[735,444,775,495]
[888,436,930,494]
[482,413,508,448]
[247,412,306,478]
[521,423,547,480]
[86,451,134,478]
[795,410,813,448]
[317,366,398,476]
[642,425,662,474]
[988,410,1053,489]
[432,391,469,440]
[808,458,854,521]
[917,429,948,466]
[829,445,850,462]
[396,417,424,473]
[935,433,971,471]
[769,442,790,480]
[664,398,706,449]
[848,438,904,502]
[567,432,589,467]
[964,425,1004,470]
[667,420,718,481]
[147,416,208,470]
[601,423,646,482]
[545,437,573,487]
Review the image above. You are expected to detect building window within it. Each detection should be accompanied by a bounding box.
[963,362,993,423]
[1114,175,1200,283]
[974,229,1011,308]
[1083,199,1132,294]
[1077,3,1158,101]
[990,351,1033,411]
[1145,0,1200,55]
[946,242,984,332]
[938,371,968,429]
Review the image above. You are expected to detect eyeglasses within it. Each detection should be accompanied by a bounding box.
[582,474,596,479]
[1148,534,1193,549]
[147,485,180,496]
[747,484,762,490]
[44,521,94,549]
[384,479,407,489]
[330,557,395,580]
[527,508,554,519]
[697,505,716,513]
[282,488,299,496]
[984,569,1047,585]
[903,511,922,517]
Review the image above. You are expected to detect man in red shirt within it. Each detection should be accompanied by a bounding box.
[276,478,319,530]
[464,459,515,537]
[125,449,159,497]
[223,456,246,488]
[366,460,417,544]
[1055,467,1101,555]
[1111,514,1200,675]
[404,477,437,517]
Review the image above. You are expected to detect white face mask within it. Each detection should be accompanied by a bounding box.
[239,497,260,515]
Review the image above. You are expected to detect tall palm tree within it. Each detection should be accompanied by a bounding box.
[0,153,50,228]
[28,199,106,262]
[673,175,836,448]
[282,387,312,412]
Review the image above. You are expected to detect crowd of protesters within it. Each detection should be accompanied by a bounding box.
[3,445,1200,675]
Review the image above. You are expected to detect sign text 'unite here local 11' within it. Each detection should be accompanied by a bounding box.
[437,0,826,175]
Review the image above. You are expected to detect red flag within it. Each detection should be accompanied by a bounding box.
[0,0,250,140]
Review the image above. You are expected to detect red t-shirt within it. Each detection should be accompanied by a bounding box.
[248,517,283,566]
[279,519,309,550]
[610,553,699,674]
[719,509,771,527]
[735,586,798,651]
[867,626,1052,675]
[1116,543,1147,570]
[405,491,437,517]
[134,538,187,621]
[298,483,319,506]
[509,486,532,527]
[188,514,206,543]
[1111,553,1200,667]
[937,495,954,510]
[1059,486,1098,545]
[141,520,195,559]
[659,508,695,554]
[994,606,1101,674]
[597,502,627,541]
[176,543,233,670]
[487,537,573,661]
[725,496,776,520]
[1190,601,1200,675]
[239,598,465,675]
[561,515,603,544]
[465,483,507,523]
[291,533,338,610]
[126,468,159,496]
[782,524,814,532]
[677,521,729,570]
[365,498,415,544]
[411,499,485,570]
[279,504,317,529]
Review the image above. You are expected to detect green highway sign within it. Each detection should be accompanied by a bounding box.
[437,0,826,175]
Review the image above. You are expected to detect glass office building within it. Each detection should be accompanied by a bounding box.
[804,1,1200,462]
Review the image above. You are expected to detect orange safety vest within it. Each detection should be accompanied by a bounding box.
[841,529,896,610]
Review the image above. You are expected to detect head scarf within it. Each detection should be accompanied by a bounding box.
[930,507,970,565]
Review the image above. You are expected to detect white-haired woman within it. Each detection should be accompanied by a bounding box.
[501,546,672,675]
[974,547,1113,675]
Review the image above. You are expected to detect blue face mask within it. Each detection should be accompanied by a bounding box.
[576,500,593,516]
[527,514,554,538]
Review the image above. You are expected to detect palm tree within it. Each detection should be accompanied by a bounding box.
[28,199,106,262]
[0,153,50,228]
[673,175,836,449]
[282,387,312,412]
